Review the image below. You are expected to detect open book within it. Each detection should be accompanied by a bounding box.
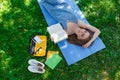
[47,23,68,43]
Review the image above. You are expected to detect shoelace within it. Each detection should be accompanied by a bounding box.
[33,61,43,67]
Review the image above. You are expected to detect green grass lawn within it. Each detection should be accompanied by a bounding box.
[0,0,120,80]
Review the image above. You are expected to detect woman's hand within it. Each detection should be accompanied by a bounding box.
[50,36,54,41]
[82,41,92,48]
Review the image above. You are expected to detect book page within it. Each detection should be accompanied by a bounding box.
[47,23,63,35]
[52,30,68,43]
[47,23,68,43]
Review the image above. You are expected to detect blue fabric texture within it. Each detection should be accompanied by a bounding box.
[42,0,78,30]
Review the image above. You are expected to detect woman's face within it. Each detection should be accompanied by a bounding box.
[76,28,90,40]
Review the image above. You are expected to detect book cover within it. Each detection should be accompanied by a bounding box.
[47,51,59,59]
[45,53,62,69]
[47,23,68,43]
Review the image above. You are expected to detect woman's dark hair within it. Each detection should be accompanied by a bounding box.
[67,30,93,46]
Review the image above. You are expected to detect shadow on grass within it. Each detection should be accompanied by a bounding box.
[0,0,49,80]
[0,0,120,80]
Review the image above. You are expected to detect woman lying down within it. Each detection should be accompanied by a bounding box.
[42,0,100,48]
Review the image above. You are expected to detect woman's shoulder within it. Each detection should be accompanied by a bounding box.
[67,21,78,27]
[66,21,78,35]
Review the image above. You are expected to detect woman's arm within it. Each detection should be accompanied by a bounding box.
[78,19,101,48]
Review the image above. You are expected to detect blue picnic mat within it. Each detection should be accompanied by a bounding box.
[38,0,106,65]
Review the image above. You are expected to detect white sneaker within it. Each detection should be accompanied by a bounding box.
[28,65,45,73]
[28,59,45,68]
